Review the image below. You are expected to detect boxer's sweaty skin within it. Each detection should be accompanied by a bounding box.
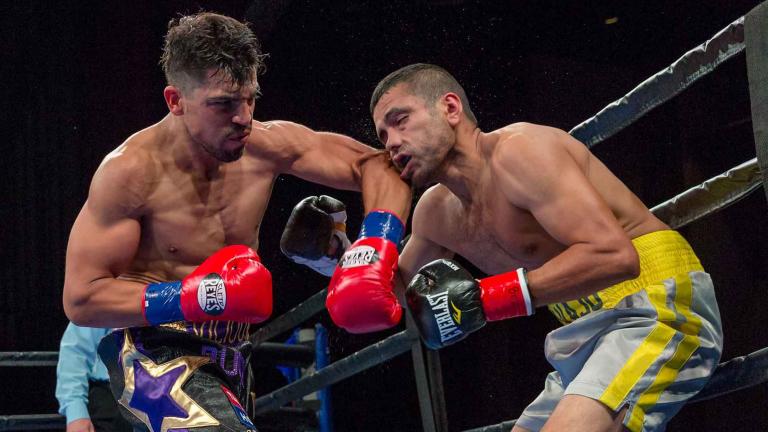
[372,84,668,306]
[63,72,403,329]
[370,66,714,432]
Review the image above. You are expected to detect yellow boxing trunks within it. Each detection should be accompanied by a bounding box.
[518,230,723,432]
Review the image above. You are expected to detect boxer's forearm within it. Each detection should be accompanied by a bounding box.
[358,152,412,220]
[526,241,639,307]
[63,277,147,328]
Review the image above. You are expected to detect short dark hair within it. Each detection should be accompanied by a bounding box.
[160,12,266,94]
[370,63,477,124]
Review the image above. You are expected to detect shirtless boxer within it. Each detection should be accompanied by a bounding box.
[62,13,408,431]
[330,63,723,432]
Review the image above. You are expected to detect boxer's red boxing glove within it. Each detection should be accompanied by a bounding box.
[143,245,273,325]
[326,210,404,333]
[479,269,534,320]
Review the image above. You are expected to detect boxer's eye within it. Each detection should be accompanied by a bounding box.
[210,100,234,109]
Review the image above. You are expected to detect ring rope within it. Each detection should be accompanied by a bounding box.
[0,407,323,431]
[569,17,745,148]
[651,157,762,229]
[460,346,768,432]
[0,352,57,368]
[745,1,768,202]
[688,346,768,403]
[253,329,418,414]
[0,343,317,369]
[0,415,65,431]
[462,420,517,432]
[250,288,327,344]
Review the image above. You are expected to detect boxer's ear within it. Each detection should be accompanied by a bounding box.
[164,86,184,115]
[440,92,463,126]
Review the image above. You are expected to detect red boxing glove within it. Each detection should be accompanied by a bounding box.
[326,210,404,333]
[479,268,534,321]
[144,245,273,325]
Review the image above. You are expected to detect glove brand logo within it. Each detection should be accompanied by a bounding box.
[426,291,464,343]
[339,246,379,268]
[198,273,226,315]
[443,260,460,271]
[450,301,462,324]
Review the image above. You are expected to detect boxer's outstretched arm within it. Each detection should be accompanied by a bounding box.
[63,154,146,328]
[254,120,412,219]
[256,121,375,191]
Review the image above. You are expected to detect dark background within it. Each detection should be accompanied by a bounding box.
[2,0,767,431]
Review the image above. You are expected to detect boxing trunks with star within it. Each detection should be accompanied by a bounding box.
[98,325,257,432]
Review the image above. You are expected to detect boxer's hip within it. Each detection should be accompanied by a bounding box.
[547,230,707,325]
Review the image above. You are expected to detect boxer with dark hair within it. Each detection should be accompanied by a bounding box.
[63,12,409,431]
[330,63,723,432]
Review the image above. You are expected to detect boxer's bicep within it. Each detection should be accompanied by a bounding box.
[65,200,140,288]
[272,121,375,190]
[396,195,453,298]
[63,162,144,323]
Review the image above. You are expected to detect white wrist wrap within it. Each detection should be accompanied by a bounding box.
[517,268,534,316]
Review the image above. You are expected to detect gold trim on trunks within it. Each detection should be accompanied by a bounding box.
[117,329,219,432]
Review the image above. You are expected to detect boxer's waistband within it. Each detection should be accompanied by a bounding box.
[160,320,254,347]
[547,230,703,325]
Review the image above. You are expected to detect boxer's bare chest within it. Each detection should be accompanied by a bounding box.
[436,186,565,275]
[130,166,275,279]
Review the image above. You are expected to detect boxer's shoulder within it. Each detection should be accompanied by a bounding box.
[495,122,561,138]
[99,125,160,177]
[487,122,569,158]
[244,119,310,160]
[416,184,456,212]
[249,119,308,143]
[412,185,458,236]
[90,135,156,217]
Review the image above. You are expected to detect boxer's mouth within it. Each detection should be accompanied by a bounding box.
[393,154,411,171]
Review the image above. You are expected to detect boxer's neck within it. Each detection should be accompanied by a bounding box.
[164,114,223,178]
[438,126,484,203]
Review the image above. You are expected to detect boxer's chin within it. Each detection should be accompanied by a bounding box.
[214,141,245,162]
[409,165,438,189]
[220,145,245,162]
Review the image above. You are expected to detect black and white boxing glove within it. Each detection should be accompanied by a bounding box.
[406,259,487,349]
[406,258,533,350]
[280,195,351,276]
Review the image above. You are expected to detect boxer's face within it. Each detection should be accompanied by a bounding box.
[373,84,454,187]
[179,71,258,162]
